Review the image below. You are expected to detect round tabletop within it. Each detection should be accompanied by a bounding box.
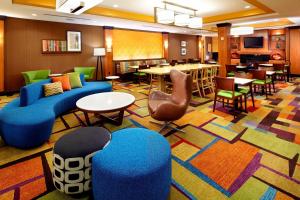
[106,76,120,80]
[76,92,135,113]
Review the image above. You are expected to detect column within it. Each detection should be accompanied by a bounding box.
[217,23,231,77]
[103,26,114,76]
[0,18,4,92]
[162,32,169,61]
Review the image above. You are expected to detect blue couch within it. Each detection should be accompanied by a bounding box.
[0,76,112,149]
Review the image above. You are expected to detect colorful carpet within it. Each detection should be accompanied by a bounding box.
[0,79,300,200]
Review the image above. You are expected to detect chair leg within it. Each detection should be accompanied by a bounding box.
[240,96,243,110]
[272,81,276,93]
[265,84,268,99]
[213,94,217,112]
[150,121,185,133]
[222,99,225,107]
[244,94,248,113]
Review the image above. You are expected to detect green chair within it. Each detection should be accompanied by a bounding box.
[134,64,148,86]
[74,67,96,80]
[252,70,273,99]
[22,69,51,85]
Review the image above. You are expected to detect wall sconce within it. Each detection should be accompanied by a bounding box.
[106,37,112,52]
[164,40,168,49]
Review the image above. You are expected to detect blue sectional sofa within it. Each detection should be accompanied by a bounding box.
[0,75,112,149]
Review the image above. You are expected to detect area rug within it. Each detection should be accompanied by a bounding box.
[0,79,300,200]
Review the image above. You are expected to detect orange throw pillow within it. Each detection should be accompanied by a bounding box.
[52,75,71,91]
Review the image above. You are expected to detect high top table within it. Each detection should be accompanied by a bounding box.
[76,92,135,126]
[139,64,220,91]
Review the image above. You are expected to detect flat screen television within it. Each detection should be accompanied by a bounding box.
[244,37,264,48]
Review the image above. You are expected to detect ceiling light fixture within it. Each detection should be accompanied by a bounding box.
[244,5,251,9]
[230,26,254,36]
[156,7,174,24]
[155,1,203,29]
[56,0,104,15]
[113,4,119,8]
[188,10,203,28]
[174,14,190,26]
[32,13,37,16]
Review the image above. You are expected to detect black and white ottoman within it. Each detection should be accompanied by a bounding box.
[52,127,111,195]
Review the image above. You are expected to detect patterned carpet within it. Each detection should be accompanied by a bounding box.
[0,79,300,200]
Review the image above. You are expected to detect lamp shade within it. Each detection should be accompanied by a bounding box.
[174,14,190,26]
[156,8,174,24]
[188,17,203,28]
[230,27,254,36]
[94,48,106,56]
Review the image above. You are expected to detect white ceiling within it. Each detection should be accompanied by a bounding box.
[99,0,251,17]
[0,0,300,35]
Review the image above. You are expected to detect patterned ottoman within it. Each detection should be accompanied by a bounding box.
[52,127,111,195]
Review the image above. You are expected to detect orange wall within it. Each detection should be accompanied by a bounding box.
[0,20,3,92]
[112,29,163,60]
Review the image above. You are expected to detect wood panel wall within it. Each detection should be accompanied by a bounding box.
[4,18,104,91]
[0,20,4,92]
[240,30,270,54]
[168,33,198,61]
[289,28,300,74]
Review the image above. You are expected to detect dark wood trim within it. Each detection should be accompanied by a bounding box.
[217,23,232,28]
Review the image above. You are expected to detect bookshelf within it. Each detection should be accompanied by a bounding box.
[42,39,68,54]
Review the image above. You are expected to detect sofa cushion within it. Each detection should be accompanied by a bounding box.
[44,82,64,97]
[68,72,82,89]
[20,79,51,107]
[52,75,72,91]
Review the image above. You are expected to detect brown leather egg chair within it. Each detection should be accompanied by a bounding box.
[148,69,192,133]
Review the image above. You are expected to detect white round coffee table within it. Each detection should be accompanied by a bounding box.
[76,92,135,126]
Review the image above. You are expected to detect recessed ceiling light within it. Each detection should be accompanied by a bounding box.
[32,13,37,16]
[244,5,251,9]
[273,19,279,22]
[113,4,119,8]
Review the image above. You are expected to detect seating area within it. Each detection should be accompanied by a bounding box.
[0,1,300,200]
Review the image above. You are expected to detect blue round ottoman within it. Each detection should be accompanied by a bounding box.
[92,128,171,200]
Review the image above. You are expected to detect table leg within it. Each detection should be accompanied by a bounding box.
[84,112,91,126]
[250,83,255,108]
[157,75,166,92]
[98,110,125,126]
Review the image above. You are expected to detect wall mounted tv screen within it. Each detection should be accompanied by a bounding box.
[244,37,264,48]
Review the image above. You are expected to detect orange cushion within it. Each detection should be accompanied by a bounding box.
[52,75,71,91]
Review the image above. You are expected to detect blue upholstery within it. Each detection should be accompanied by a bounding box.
[0,76,111,149]
[92,128,171,200]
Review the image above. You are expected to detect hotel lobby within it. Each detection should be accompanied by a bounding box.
[0,0,300,199]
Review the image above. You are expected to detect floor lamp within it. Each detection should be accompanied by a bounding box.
[94,48,106,81]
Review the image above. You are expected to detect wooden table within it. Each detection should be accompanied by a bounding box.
[139,64,220,92]
[76,92,135,126]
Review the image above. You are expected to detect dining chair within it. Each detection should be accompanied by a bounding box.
[235,72,255,112]
[199,67,214,96]
[189,69,202,97]
[134,64,148,86]
[226,64,237,77]
[251,70,272,98]
[213,77,244,116]
[208,66,218,92]
[273,63,286,82]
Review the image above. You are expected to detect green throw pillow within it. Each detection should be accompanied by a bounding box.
[68,72,83,89]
